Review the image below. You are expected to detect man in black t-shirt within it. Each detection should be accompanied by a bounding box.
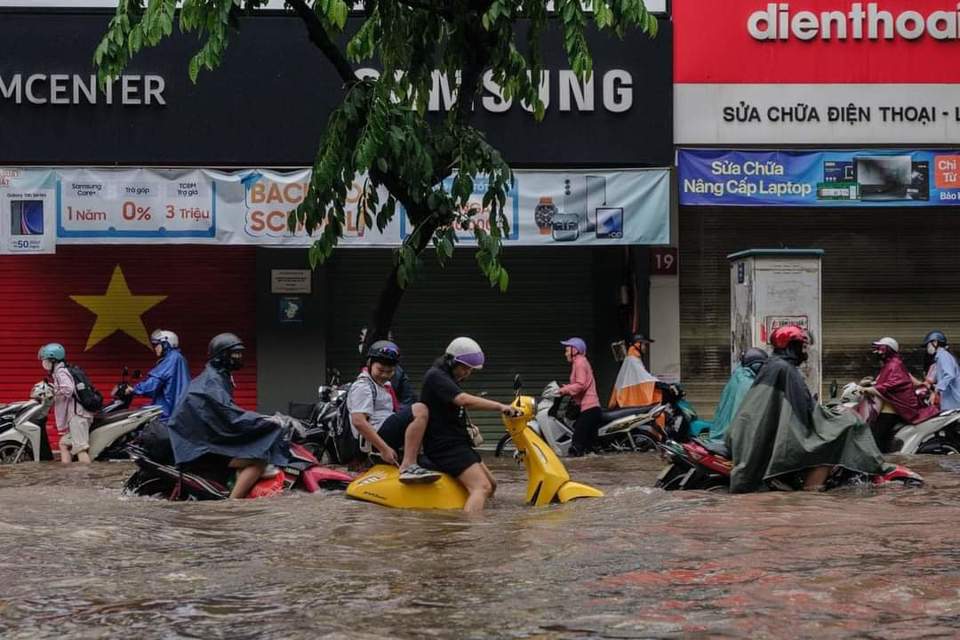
[420,337,522,513]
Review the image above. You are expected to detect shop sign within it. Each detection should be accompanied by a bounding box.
[271,270,312,294]
[674,0,960,144]
[4,167,671,247]
[678,148,960,207]
[0,169,57,254]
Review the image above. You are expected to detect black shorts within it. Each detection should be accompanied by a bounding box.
[378,407,415,450]
[423,444,481,478]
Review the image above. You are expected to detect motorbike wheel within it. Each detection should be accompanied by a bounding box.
[917,438,960,456]
[0,440,30,464]
[630,432,657,452]
[494,434,514,458]
[122,471,171,499]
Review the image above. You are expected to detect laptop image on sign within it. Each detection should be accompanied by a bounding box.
[855,156,912,201]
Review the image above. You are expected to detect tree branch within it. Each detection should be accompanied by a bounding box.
[395,0,452,16]
[286,0,356,85]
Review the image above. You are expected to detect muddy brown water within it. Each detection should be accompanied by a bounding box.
[2,453,960,639]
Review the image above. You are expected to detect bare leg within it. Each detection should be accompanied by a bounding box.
[228,459,266,499]
[400,403,429,470]
[59,444,72,465]
[76,450,91,464]
[458,462,495,513]
[803,466,831,491]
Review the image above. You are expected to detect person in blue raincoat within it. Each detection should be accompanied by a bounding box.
[124,329,191,421]
[690,348,768,443]
[167,333,291,499]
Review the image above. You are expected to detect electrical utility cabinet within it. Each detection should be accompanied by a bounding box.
[728,249,824,399]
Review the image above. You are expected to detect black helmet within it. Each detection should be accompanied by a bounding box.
[367,340,400,365]
[208,333,245,360]
[923,330,948,346]
[741,347,768,370]
[630,333,655,345]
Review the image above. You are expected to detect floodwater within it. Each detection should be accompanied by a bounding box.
[2,453,960,639]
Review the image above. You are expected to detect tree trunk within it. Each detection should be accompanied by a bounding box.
[361,216,440,353]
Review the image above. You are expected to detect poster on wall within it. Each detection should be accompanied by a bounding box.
[0,169,56,254]
[7,167,670,248]
[679,148,960,207]
[673,0,960,144]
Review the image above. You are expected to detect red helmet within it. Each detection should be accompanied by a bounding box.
[770,325,809,350]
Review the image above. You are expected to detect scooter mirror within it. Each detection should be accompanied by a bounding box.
[513,375,522,391]
[122,365,129,378]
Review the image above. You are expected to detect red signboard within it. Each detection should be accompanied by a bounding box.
[675,0,960,83]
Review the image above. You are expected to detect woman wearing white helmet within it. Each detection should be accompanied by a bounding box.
[419,337,522,513]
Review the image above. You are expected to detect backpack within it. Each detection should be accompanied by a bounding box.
[333,376,380,464]
[65,363,104,412]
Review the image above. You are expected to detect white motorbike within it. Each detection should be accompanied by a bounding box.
[838,381,960,455]
[495,381,668,457]
[0,377,163,464]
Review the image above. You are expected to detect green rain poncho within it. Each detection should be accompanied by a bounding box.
[695,366,757,443]
[725,353,886,494]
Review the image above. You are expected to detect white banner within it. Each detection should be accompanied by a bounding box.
[1,167,670,249]
[675,84,960,145]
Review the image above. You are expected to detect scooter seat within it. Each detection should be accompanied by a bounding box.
[700,440,731,459]
[601,405,658,423]
[91,410,138,430]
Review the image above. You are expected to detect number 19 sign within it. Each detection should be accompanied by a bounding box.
[650,247,678,276]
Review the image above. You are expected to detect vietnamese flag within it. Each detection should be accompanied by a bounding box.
[0,246,257,447]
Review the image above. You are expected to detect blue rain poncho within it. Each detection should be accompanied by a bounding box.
[691,366,757,443]
[167,363,291,466]
[133,347,191,420]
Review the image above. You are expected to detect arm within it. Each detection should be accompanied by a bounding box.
[558,360,588,397]
[936,353,958,392]
[133,373,163,398]
[52,368,75,400]
[350,412,397,463]
[452,392,517,415]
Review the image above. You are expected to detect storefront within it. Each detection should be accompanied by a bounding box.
[0,4,675,438]
[673,0,960,411]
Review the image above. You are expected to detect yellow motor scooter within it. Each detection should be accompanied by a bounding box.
[345,377,603,509]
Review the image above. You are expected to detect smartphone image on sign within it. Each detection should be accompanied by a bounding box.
[551,213,580,242]
[10,200,44,235]
[595,207,623,239]
[585,175,607,227]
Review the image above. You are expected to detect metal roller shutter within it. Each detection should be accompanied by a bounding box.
[326,248,600,441]
[0,246,257,409]
[680,207,960,415]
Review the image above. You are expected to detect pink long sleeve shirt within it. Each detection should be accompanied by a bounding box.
[558,354,600,411]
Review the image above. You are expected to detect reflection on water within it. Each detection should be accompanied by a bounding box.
[3,454,960,639]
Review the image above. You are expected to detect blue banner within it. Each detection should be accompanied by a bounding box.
[678,149,960,207]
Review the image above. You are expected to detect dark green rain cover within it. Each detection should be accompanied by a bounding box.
[725,354,886,493]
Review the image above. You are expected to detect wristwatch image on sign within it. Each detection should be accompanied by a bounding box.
[551,213,580,242]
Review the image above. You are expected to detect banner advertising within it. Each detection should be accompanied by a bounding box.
[678,148,960,207]
[0,169,57,254]
[4,167,669,250]
[673,0,960,144]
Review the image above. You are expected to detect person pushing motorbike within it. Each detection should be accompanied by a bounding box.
[692,348,768,443]
[420,337,522,513]
[726,325,885,493]
[167,333,292,499]
[921,331,960,412]
[556,338,601,457]
[119,329,190,421]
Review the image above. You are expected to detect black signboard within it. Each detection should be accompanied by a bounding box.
[0,10,672,167]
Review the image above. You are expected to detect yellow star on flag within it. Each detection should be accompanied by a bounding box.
[70,265,167,351]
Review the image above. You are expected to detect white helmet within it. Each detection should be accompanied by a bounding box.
[150,329,180,349]
[871,337,899,353]
[446,337,485,370]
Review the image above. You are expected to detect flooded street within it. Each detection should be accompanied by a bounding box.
[3,454,960,639]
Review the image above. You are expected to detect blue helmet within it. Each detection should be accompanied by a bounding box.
[38,343,66,362]
[367,340,400,364]
[924,331,948,346]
